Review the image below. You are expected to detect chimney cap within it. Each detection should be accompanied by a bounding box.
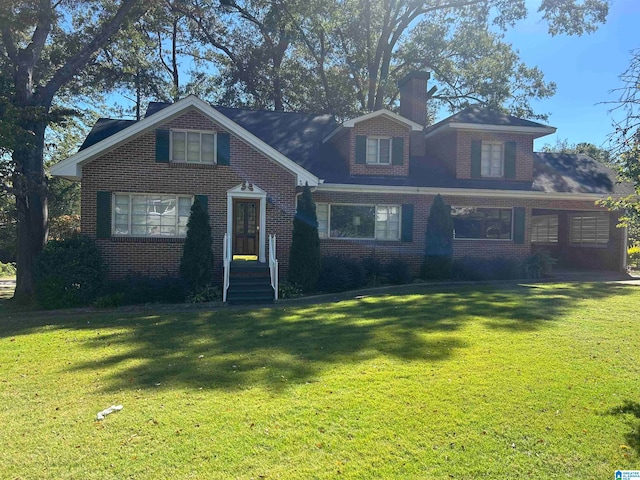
[398,71,430,88]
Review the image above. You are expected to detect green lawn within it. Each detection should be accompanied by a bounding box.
[1,282,639,479]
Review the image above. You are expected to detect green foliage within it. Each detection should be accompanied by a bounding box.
[317,255,366,293]
[288,183,321,292]
[97,276,188,307]
[186,285,222,304]
[628,245,640,268]
[278,281,304,299]
[385,258,412,285]
[422,194,453,280]
[180,198,214,292]
[524,250,557,279]
[452,257,523,281]
[34,235,106,309]
[0,261,16,277]
[361,255,386,287]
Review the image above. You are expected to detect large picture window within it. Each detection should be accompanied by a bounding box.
[366,137,391,165]
[452,207,512,240]
[171,130,216,164]
[570,212,609,245]
[481,142,504,177]
[113,193,193,237]
[531,215,559,243]
[316,203,401,240]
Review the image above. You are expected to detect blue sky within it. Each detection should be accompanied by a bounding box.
[500,0,639,150]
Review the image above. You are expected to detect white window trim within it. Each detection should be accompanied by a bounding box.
[317,202,401,241]
[112,192,194,238]
[531,214,559,244]
[366,137,392,165]
[569,212,609,247]
[451,206,514,241]
[170,129,217,164]
[481,141,504,178]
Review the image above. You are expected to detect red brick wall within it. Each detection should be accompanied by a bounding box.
[425,131,457,176]
[349,117,411,176]
[81,109,297,282]
[455,131,534,181]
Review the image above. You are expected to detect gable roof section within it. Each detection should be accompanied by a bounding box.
[323,109,424,142]
[50,95,321,186]
[424,105,556,139]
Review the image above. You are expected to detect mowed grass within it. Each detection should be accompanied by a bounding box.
[1,282,640,479]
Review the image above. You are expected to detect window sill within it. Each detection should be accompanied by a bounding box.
[320,237,400,242]
[569,243,609,249]
[169,161,216,169]
[453,237,513,242]
[108,236,186,243]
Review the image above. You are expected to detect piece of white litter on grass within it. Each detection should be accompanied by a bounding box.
[96,405,123,421]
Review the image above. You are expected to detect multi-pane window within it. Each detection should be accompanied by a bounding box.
[366,137,391,165]
[316,203,401,240]
[481,142,504,177]
[570,212,609,245]
[171,130,216,164]
[113,193,192,237]
[452,207,512,240]
[531,215,559,243]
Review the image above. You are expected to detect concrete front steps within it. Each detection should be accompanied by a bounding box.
[226,261,275,305]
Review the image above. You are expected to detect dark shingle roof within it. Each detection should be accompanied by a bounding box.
[425,105,552,135]
[79,118,136,151]
[533,152,633,195]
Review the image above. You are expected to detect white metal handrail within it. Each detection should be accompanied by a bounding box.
[268,234,278,300]
[223,232,232,302]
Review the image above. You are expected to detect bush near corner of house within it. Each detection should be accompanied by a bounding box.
[628,245,640,269]
[316,255,366,293]
[34,235,106,309]
[0,261,16,277]
[95,275,188,308]
[523,250,557,279]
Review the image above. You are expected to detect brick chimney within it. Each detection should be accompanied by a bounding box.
[398,71,430,126]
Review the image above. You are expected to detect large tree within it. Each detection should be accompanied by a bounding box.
[0,0,149,300]
[183,0,608,118]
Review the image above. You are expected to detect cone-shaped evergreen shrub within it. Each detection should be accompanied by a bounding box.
[288,183,321,292]
[180,198,214,291]
[421,194,454,279]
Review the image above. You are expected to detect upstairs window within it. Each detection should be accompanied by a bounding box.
[570,212,609,246]
[481,142,504,177]
[366,137,391,165]
[171,130,216,164]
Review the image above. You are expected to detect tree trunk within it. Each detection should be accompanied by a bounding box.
[13,119,48,300]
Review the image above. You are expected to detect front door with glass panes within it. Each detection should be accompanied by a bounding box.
[233,199,259,259]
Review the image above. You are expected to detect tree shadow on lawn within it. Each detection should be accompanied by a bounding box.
[2,282,636,393]
[607,401,640,455]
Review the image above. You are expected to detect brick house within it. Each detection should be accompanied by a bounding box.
[51,72,632,301]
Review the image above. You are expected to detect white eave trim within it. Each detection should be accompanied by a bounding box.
[315,182,620,201]
[323,109,423,143]
[50,95,319,186]
[424,122,557,140]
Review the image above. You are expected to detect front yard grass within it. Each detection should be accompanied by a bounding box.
[1,281,639,478]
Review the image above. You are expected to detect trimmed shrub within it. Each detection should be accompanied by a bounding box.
[180,198,214,292]
[452,256,522,281]
[361,255,386,287]
[524,250,556,278]
[278,281,304,299]
[98,275,188,307]
[34,235,106,309]
[422,194,454,280]
[186,285,221,303]
[288,183,321,292]
[385,257,412,285]
[317,255,366,293]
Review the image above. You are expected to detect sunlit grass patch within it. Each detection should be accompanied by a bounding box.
[1,282,639,478]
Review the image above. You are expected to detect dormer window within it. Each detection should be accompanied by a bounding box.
[481,142,504,177]
[366,137,392,165]
[171,130,216,164]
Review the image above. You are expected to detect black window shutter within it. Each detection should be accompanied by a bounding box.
[392,137,404,165]
[504,141,516,179]
[217,133,231,165]
[513,207,525,244]
[471,140,481,178]
[195,195,208,214]
[96,191,111,239]
[155,129,170,163]
[355,135,367,164]
[401,204,414,242]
